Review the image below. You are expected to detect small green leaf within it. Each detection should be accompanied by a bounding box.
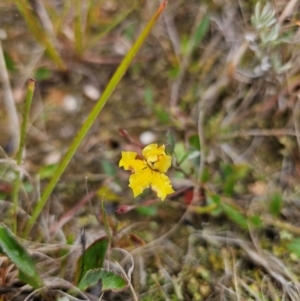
[144,86,154,107]
[137,205,157,216]
[4,51,16,71]
[210,194,221,205]
[154,105,170,123]
[34,67,53,80]
[101,160,116,176]
[189,135,200,150]
[220,163,249,196]
[223,176,235,196]
[0,223,43,289]
[23,181,34,193]
[220,162,233,179]
[249,215,262,228]
[167,66,180,79]
[191,16,210,47]
[287,239,300,257]
[39,164,58,180]
[180,34,189,55]
[269,192,282,216]
[200,167,210,183]
[221,203,248,229]
[77,268,127,291]
[76,236,109,284]
[208,194,223,216]
[124,23,135,40]
[165,131,176,155]
[174,142,192,174]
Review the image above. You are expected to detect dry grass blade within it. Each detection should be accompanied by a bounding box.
[0,40,19,154]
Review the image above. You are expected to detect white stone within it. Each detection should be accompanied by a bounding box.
[83,84,101,101]
[139,131,156,145]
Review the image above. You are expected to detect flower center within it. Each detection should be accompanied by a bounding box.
[145,158,159,171]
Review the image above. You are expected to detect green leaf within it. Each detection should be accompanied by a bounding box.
[4,51,16,71]
[180,34,189,55]
[124,23,135,40]
[249,215,262,228]
[269,192,282,216]
[200,167,210,183]
[192,16,210,47]
[101,160,116,176]
[210,194,221,205]
[208,194,223,216]
[223,176,236,196]
[221,203,248,229]
[154,105,170,123]
[39,164,58,180]
[76,236,109,284]
[144,86,154,107]
[220,163,249,196]
[167,66,180,79]
[174,142,192,174]
[24,181,34,193]
[137,205,157,216]
[34,67,53,80]
[189,135,200,151]
[183,15,210,55]
[165,131,176,155]
[0,223,43,289]
[77,268,127,291]
[287,239,300,257]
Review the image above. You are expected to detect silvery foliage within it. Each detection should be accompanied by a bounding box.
[247,2,291,75]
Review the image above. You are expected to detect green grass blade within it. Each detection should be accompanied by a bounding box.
[24,1,169,237]
[12,79,35,234]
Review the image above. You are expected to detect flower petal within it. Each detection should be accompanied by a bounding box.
[129,168,153,197]
[142,144,171,173]
[150,172,174,201]
[119,151,146,172]
[142,143,163,158]
[153,153,172,173]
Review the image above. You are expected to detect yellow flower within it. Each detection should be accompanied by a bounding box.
[119,144,174,201]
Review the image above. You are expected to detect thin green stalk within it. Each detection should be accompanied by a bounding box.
[24,1,169,237]
[12,79,35,234]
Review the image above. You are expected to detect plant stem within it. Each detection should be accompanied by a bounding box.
[12,79,35,234]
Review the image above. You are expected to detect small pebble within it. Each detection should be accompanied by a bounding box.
[83,84,101,101]
[139,131,156,145]
[62,94,79,112]
[43,150,61,165]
